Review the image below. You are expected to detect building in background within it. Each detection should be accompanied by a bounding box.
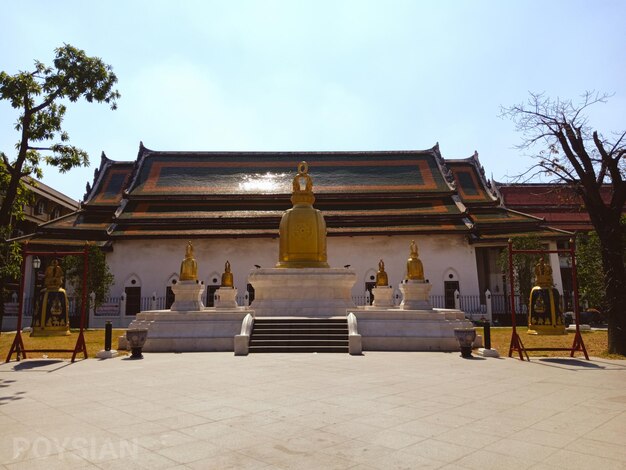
[17,143,572,327]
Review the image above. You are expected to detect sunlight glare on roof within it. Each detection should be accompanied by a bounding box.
[239,172,287,192]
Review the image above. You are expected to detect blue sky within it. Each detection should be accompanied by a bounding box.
[1,0,625,201]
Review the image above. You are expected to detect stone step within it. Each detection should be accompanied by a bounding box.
[248,345,349,353]
[254,318,347,323]
[250,339,348,346]
[251,333,348,340]
[252,327,348,334]
[249,317,349,354]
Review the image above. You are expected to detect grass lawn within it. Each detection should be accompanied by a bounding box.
[479,326,625,359]
[0,327,623,361]
[0,329,128,360]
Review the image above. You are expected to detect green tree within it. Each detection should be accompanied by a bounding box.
[576,216,626,312]
[0,44,119,331]
[576,231,605,310]
[0,161,32,331]
[62,245,114,326]
[498,236,542,314]
[502,92,626,354]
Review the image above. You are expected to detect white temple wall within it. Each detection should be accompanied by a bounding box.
[105,234,479,302]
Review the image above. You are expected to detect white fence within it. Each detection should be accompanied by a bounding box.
[2,289,530,330]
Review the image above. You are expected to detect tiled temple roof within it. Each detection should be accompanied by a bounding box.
[28,143,569,243]
[126,144,454,197]
[495,183,621,232]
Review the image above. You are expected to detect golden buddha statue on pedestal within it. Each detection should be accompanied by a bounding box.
[534,257,553,288]
[180,241,198,281]
[276,161,329,268]
[376,259,389,286]
[221,260,234,288]
[44,259,64,290]
[406,240,425,281]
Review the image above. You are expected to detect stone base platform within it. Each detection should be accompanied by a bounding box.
[248,268,357,317]
[349,307,473,352]
[128,309,250,352]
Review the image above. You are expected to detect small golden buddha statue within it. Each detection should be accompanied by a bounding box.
[179,241,198,281]
[406,240,425,281]
[534,257,553,288]
[221,260,234,287]
[376,259,388,286]
[44,260,64,290]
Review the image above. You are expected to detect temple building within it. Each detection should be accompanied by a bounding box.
[20,143,571,325]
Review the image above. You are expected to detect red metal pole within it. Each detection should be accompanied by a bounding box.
[76,245,89,361]
[6,249,29,362]
[570,239,581,333]
[569,238,589,359]
[81,245,88,331]
[508,239,517,330]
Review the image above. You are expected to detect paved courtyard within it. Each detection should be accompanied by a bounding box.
[0,351,625,469]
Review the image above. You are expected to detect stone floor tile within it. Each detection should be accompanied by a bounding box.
[319,439,395,465]
[540,448,625,470]
[400,438,476,463]
[433,428,502,450]
[455,449,535,470]
[567,436,626,462]
[388,418,454,438]
[156,439,222,464]
[486,437,559,462]
[134,430,198,452]
[186,450,270,469]
[355,428,426,450]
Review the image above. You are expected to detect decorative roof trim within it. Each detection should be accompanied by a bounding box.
[431,143,456,190]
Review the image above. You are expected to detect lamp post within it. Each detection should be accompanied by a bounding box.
[31,256,41,314]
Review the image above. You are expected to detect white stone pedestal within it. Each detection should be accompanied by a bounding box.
[248,268,357,317]
[477,348,500,358]
[349,307,473,351]
[399,280,432,310]
[170,280,205,312]
[214,287,238,308]
[96,349,119,359]
[128,309,250,352]
[371,286,394,307]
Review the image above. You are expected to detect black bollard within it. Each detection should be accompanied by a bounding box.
[104,321,112,352]
[483,321,491,350]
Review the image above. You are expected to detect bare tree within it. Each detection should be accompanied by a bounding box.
[501,91,625,355]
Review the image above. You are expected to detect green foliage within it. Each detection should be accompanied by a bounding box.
[577,216,626,309]
[0,159,31,306]
[0,44,119,227]
[498,236,543,309]
[576,231,605,309]
[62,245,114,313]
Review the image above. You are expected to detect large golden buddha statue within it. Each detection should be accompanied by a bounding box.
[180,241,198,281]
[406,240,425,281]
[221,260,234,287]
[534,257,553,288]
[276,161,329,268]
[376,259,388,286]
[44,259,64,290]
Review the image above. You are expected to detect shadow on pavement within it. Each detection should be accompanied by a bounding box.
[9,359,72,372]
[537,358,605,369]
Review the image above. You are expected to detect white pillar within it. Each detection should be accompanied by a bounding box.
[485,289,493,323]
[88,292,96,327]
[150,291,157,310]
[120,292,127,324]
[454,289,460,310]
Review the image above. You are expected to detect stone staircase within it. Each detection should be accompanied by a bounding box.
[249,317,349,353]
